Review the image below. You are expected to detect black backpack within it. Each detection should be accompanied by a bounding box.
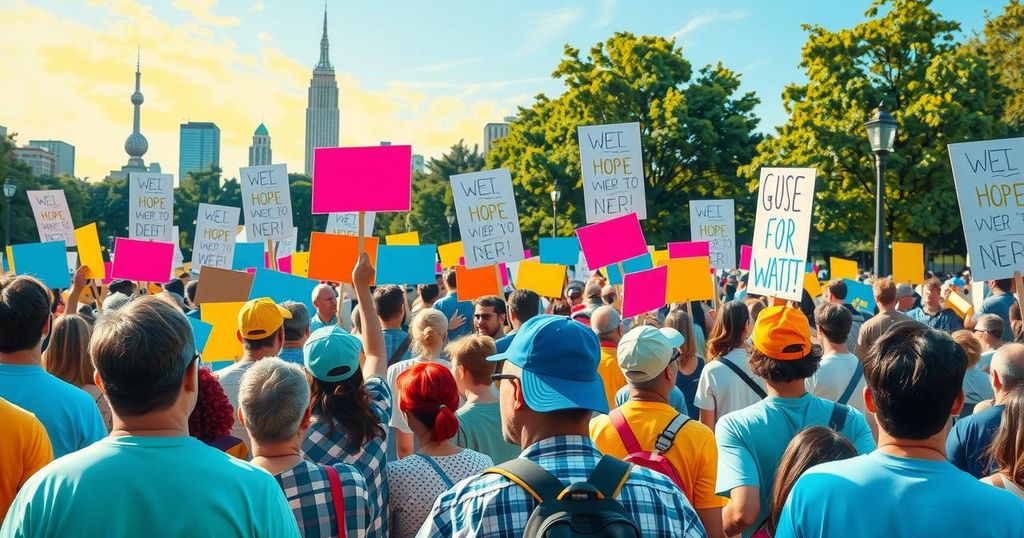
[484,455,641,538]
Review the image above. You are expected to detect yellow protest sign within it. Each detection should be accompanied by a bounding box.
[829,257,859,281]
[290,252,310,278]
[5,246,14,273]
[438,241,464,269]
[515,261,566,298]
[892,242,924,285]
[665,257,714,303]
[385,231,420,246]
[651,250,669,267]
[74,223,106,280]
[803,272,822,298]
[200,301,245,362]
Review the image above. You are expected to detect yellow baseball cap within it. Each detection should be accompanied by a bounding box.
[238,297,292,339]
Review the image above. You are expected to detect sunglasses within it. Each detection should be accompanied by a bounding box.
[490,359,520,385]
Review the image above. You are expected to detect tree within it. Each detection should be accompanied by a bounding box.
[487,32,762,249]
[742,0,1007,261]
[976,0,1024,134]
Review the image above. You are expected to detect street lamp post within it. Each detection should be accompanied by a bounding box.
[864,102,898,279]
[550,186,562,238]
[3,178,16,251]
[446,213,455,243]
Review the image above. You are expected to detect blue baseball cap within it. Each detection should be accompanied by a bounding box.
[304,326,362,383]
[488,314,608,414]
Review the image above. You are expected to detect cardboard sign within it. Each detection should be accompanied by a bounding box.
[539,237,580,266]
[194,266,255,306]
[275,227,299,258]
[128,172,174,241]
[515,261,566,298]
[668,241,711,259]
[200,302,245,362]
[193,203,240,273]
[450,168,525,269]
[239,164,293,241]
[376,245,437,285]
[438,241,464,269]
[385,231,420,246]
[689,199,736,270]
[622,265,667,318]
[74,223,105,280]
[578,122,646,222]
[26,190,76,246]
[325,212,376,236]
[111,238,175,282]
[892,242,925,285]
[12,241,70,289]
[747,168,817,301]
[308,232,379,283]
[948,137,1024,281]
[249,268,319,315]
[312,145,412,213]
[842,278,876,315]
[829,257,859,281]
[576,212,648,270]
[665,257,714,303]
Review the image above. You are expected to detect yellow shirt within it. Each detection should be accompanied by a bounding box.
[598,343,627,411]
[590,400,724,509]
[0,397,53,518]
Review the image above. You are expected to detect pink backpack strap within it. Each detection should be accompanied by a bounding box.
[324,465,347,538]
[609,408,644,454]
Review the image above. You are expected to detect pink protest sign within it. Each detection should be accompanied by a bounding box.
[576,213,647,269]
[312,145,412,213]
[111,238,175,282]
[739,245,752,271]
[621,265,668,318]
[102,262,114,285]
[668,241,710,259]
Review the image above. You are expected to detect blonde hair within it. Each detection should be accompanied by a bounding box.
[446,335,497,385]
[952,330,982,367]
[412,309,449,358]
[43,314,94,387]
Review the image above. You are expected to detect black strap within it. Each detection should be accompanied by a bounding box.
[654,414,690,454]
[586,455,633,499]
[486,458,565,503]
[828,403,849,431]
[838,362,863,405]
[389,335,412,365]
[719,357,767,399]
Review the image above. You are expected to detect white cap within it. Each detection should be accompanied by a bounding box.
[617,325,684,383]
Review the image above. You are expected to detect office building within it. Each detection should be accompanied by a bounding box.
[178,121,220,180]
[13,146,57,177]
[248,123,272,166]
[28,140,75,176]
[304,7,340,175]
[412,154,425,174]
[483,121,510,154]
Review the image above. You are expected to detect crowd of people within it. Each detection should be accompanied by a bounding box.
[3,255,1024,537]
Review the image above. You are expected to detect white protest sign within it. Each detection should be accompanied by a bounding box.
[325,212,376,236]
[273,227,298,258]
[450,168,525,268]
[747,168,817,301]
[690,199,736,270]
[949,137,1024,281]
[26,189,76,246]
[128,172,174,241]
[578,122,646,223]
[240,164,293,241]
[574,250,592,282]
[192,203,240,273]
[170,225,184,279]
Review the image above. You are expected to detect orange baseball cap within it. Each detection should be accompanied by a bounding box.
[752,306,812,360]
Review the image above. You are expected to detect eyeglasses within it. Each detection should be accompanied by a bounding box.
[972,329,990,334]
[490,360,520,385]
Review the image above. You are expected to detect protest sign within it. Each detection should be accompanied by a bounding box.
[622,266,667,318]
[12,241,70,289]
[668,241,710,259]
[239,164,293,241]
[515,261,566,298]
[438,241,464,269]
[232,242,265,271]
[651,250,669,267]
[576,212,648,270]
[843,278,876,315]
[604,252,654,285]
[74,223,105,280]
[450,168,525,269]
[128,172,173,241]
[275,227,299,258]
[804,272,823,298]
[739,245,752,271]
[325,212,376,236]
[689,199,736,270]
[376,245,436,285]
[829,257,859,281]
[454,264,501,301]
[111,238,174,282]
[194,267,254,305]
[948,137,1024,281]
[665,257,714,303]
[539,237,580,266]
[170,226,184,278]
[386,231,420,246]
[312,145,412,213]
[192,203,240,273]
[186,317,214,356]
[308,232,379,283]
[249,268,319,315]
[573,250,592,282]
[26,190,76,246]
[290,252,310,278]
[892,242,925,285]
[747,167,817,301]
[578,122,646,222]
[201,302,245,362]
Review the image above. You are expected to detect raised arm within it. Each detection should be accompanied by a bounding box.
[63,266,89,317]
[353,252,386,380]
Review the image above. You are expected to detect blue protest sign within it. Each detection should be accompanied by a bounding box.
[842,278,877,315]
[605,252,654,285]
[249,268,319,315]
[232,242,265,271]
[12,241,70,289]
[186,316,214,355]
[540,237,581,266]
[376,245,437,286]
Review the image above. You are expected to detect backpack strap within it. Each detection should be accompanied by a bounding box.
[828,403,849,431]
[484,458,565,503]
[609,408,644,454]
[585,455,633,500]
[324,465,347,538]
[389,335,413,365]
[654,414,690,455]
[838,361,863,405]
[416,454,454,489]
[719,357,767,399]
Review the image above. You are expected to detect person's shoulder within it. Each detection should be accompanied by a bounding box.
[460,448,496,467]
[0,397,45,429]
[434,467,516,508]
[680,415,714,438]
[956,404,1004,431]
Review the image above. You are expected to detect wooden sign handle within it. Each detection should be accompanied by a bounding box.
[495,264,504,295]
[357,211,366,254]
[266,240,278,271]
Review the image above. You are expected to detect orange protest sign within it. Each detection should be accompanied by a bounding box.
[200,301,245,362]
[308,232,378,283]
[385,231,420,245]
[829,257,858,281]
[515,261,566,298]
[665,257,714,303]
[438,241,464,269]
[455,265,501,301]
[892,242,925,285]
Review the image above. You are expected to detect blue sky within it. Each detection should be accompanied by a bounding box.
[0,0,1007,180]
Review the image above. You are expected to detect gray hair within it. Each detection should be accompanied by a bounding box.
[592,306,621,338]
[281,301,310,342]
[992,343,1024,391]
[312,284,336,302]
[238,358,311,443]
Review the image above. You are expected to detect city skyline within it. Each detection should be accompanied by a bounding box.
[0,0,1004,183]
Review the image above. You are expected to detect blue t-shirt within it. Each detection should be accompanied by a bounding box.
[309,314,338,334]
[977,293,1016,342]
[383,328,412,365]
[613,385,688,414]
[433,295,474,340]
[947,404,1004,478]
[0,436,300,537]
[715,393,876,538]
[0,364,106,458]
[278,346,305,366]
[776,451,1024,537]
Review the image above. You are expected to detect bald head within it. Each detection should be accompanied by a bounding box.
[311,284,338,320]
[591,306,622,342]
[601,285,617,305]
[992,343,1024,397]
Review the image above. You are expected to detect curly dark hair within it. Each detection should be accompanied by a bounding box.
[748,346,822,383]
[188,367,236,440]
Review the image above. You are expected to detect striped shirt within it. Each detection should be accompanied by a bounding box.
[274,460,373,538]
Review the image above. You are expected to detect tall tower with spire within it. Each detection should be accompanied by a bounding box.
[108,53,150,180]
[249,123,272,166]
[304,6,340,175]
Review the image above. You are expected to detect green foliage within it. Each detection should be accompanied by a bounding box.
[976,0,1024,134]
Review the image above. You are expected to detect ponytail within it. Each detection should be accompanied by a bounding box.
[431,404,459,444]
[396,362,460,443]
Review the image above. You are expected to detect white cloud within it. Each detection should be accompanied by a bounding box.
[519,7,582,55]
[172,0,241,28]
[593,0,617,30]
[395,56,482,75]
[250,1,265,12]
[670,9,749,41]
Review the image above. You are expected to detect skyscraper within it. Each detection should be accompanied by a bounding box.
[483,121,510,155]
[108,55,149,180]
[28,140,75,176]
[178,121,220,180]
[12,146,56,177]
[249,123,272,166]
[304,7,340,175]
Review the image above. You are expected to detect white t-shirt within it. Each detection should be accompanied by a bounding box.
[386,449,493,538]
[693,347,765,419]
[806,352,867,417]
[213,360,256,453]
[386,357,453,433]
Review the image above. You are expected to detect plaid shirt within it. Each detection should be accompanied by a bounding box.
[275,460,373,538]
[416,435,707,538]
[303,376,392,538]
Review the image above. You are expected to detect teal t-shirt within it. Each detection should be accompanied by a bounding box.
[454,401,521,465]
[715,393,876,538]
[0,436,300,538]
[776,451,1024,537]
